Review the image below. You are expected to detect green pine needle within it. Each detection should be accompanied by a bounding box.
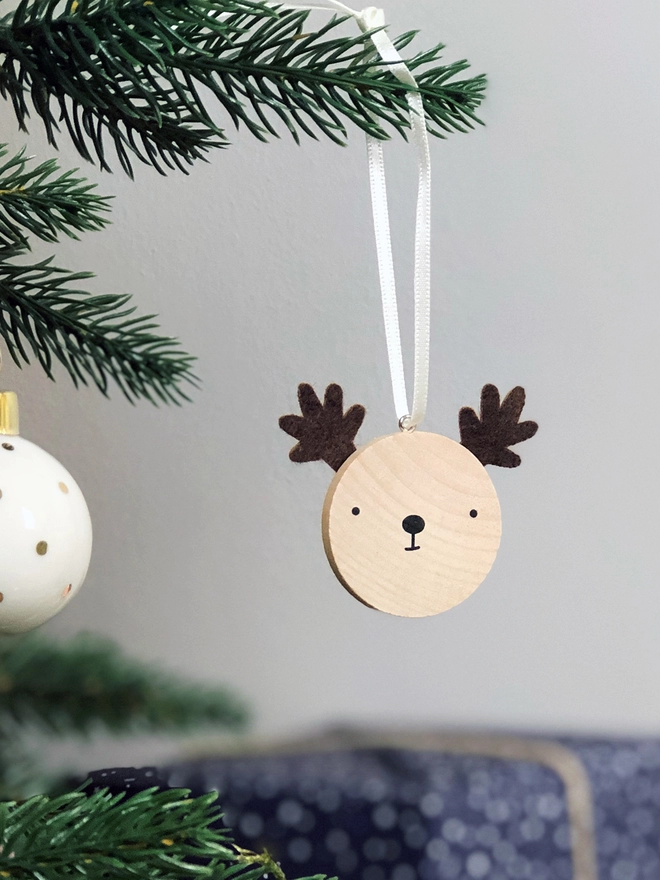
[0,145,110,248]
[0,633,248,737]
[0,0,486,175]
[0,244,198,403]
[0,146,191,406]
[0,0,486,403]
[0,787,334,880]
[0,787,232,880]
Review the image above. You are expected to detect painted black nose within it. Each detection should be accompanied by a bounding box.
[402,514,425,535]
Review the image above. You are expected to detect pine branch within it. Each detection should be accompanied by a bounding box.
[0,146,194,405]
[0,634,248,737]
[0,145,110,248]
[0,244,198,403]
[0,787,333,880]
[233,847,330,880]
[0,0,486,175]
[0,787,232,880]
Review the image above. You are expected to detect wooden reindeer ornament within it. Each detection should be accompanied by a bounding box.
[276,9,539,618]
[279,383,538,618]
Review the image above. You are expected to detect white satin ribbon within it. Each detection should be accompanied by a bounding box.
[274,1,432,430]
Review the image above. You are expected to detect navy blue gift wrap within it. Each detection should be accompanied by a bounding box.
[88,732,660,880]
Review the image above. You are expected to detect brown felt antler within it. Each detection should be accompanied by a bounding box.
[279,383,366,471]
[459,384,538,468]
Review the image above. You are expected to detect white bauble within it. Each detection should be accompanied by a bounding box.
[0,432,92,634]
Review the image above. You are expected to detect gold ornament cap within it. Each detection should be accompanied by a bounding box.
[0,392,19,435]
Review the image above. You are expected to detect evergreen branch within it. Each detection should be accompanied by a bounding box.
[0,634,248,736]
[0,145,110,248]
[0,787,232,880]
[0,787,333,880]
[0,0,486,175]
[0,246,198,403]
[232,849,332,880]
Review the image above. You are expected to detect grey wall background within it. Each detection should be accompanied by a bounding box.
[3,0,660,768]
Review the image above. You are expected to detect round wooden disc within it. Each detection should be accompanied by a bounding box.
[321,431,502,618]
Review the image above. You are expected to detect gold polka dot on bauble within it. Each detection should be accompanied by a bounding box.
[58,482,69,494]
[62,584,72,598]
[36,541,48,556]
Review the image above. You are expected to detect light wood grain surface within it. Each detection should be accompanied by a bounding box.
[322,431,502,617]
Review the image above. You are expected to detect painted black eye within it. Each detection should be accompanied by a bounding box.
[470,509,478,518]
[352,507,360,516]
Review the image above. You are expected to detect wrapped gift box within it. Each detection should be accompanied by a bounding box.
[90,731,660,880]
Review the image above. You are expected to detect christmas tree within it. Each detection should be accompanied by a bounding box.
[0,1,486,876]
